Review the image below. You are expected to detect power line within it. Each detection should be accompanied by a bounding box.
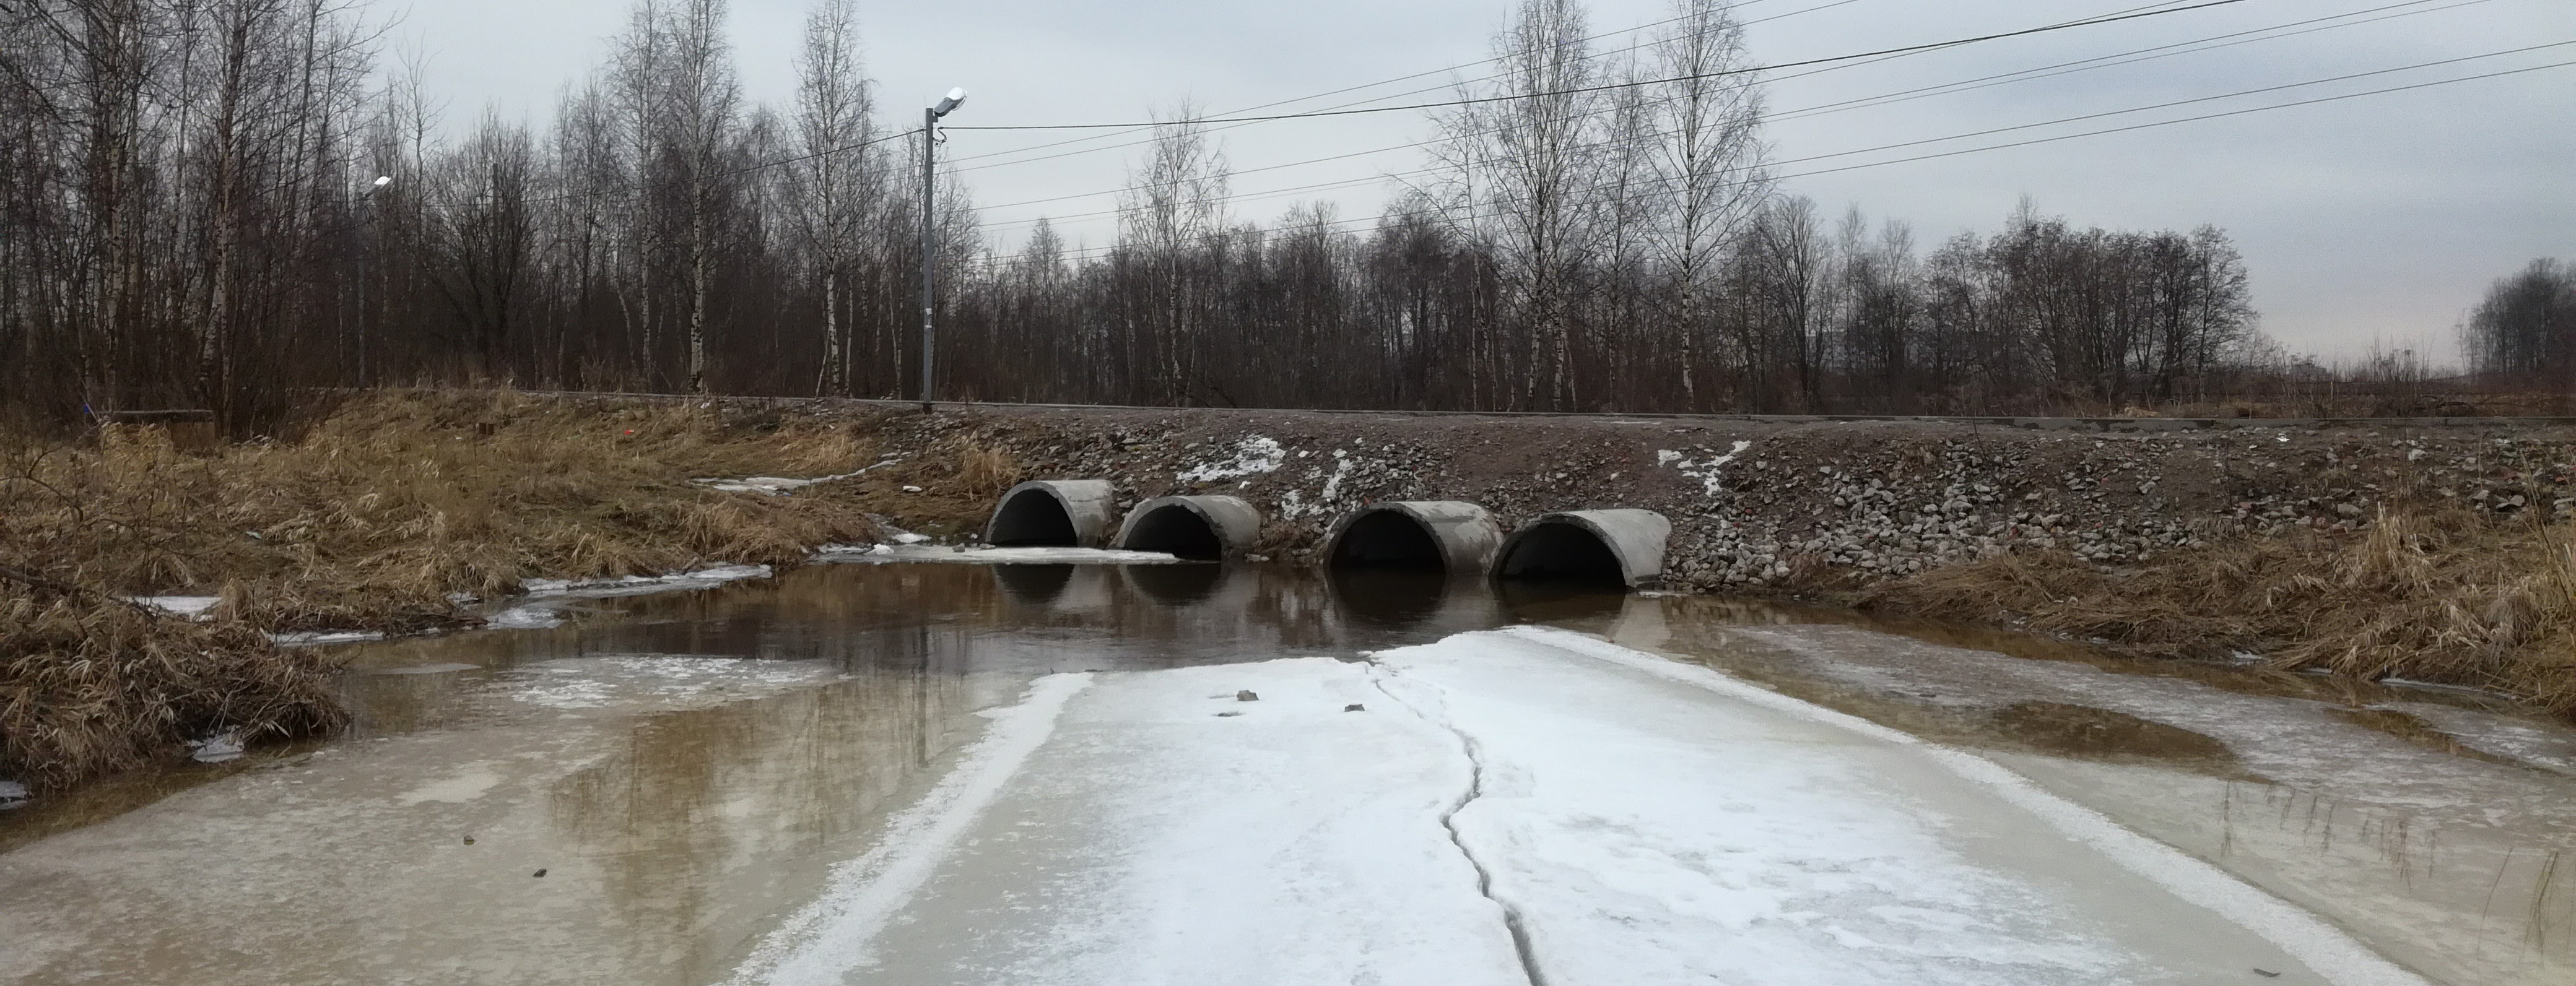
[968,19,2543,236]
[944,0,1873,176]
[973,56,2576,267]
[945,0,2254,132]
[960,0,2323,215]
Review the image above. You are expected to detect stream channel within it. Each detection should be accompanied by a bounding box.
[2,555,2572,985]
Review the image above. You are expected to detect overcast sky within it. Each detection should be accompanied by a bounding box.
[394,0,2572,363]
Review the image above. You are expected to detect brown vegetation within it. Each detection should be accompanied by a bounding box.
[1861,507,2576,713]
[0,587,347,794]
[0,391,889,789]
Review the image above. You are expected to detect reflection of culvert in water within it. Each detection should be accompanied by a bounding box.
[1985,702,2242,769]
[1494,579,1629,624]
[1125,564,1225,605]
[992,564,1076,605]
[1329,568,1453,629]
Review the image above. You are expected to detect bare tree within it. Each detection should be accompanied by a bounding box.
[1640,0,1767,409]
[1114,105,1229,403]
[784,0,878,396]
[1437,0,1607,410]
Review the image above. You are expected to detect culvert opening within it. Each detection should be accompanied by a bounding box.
[988,490,1081,547]
[1123,505,1225,561]
[1331,511,1447,571]
[1496,522,1629,588]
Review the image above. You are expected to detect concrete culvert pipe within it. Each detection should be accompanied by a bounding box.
[1490,509,1673,589]
[1326,501,1502,574]
[1113,495,1263,561]
[985,480,1118,548]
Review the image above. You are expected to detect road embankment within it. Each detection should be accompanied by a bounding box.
[834,400,2576,712]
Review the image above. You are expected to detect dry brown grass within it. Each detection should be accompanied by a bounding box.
[1861,506,2576,713]
[2,391,886,629]
[1,586,347,792]
[957,445,1022,497]
[0,391,894,788]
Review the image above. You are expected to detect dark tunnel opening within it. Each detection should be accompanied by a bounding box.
[1330,511,1447,572]
[1122,505,1225,561]
[1494,522,1629,589]
[988,490,1081,547]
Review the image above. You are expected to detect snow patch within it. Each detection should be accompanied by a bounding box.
[695,460,897,496]
[130,595,222,619]
[271,629,387,646]
[1658,439,1754,496]
[824,545,1185,565]
[1176,435,1286,485]
[1506,626,2434,986]
[0,779,28,808]
[187,731,245,764]
[729,673,1093,985]
[520,564,772,597]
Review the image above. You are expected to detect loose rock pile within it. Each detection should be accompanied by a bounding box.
[850,405,2576,592]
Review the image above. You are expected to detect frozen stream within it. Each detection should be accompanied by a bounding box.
[1,561,2571,985]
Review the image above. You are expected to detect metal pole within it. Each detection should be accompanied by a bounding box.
[919,109,936,413]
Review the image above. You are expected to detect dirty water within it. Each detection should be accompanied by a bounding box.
[0,561,2571,986]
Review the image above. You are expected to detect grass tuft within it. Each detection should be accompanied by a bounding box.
[1861,506,2576,713]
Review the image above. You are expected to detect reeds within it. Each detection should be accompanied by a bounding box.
[0,391,893,789]
[0,586,347,792]
[1862,506,2576,713]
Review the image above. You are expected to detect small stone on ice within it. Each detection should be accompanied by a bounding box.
[532,868,547,878]
[1343,704,1365,712]
[1215,711,1243,718]
[463,836,476,845]
[1236,690,1259,702]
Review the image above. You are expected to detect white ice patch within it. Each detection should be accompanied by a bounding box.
[271,629,387,647]
[130,595,221,619]
[825,545,1185,566]
[520,564,773,597]
[729,674,1093,985]
[1502,626,2434,986]
[0,779,28,807]
[499,654,842,711]
[695,460,897,496]
[395,764,504,805]
[1176,435,1286,485]
[1658,439,1754,496]
[187,731,245,764]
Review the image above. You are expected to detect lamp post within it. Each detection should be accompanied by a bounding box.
[357,175,393,387]
[921,87,967,412]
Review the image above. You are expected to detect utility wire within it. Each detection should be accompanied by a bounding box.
[945,0,2254,131]
[944,0,1870,173]
[973,57,2575,267]
[968,22,2544,235]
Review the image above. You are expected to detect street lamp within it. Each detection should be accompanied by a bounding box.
[921,87,967,412]
[357,175,393,387]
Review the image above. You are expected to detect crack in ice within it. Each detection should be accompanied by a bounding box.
[1364,659,1548,986]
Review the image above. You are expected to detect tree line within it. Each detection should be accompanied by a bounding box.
[2,0,2287,431]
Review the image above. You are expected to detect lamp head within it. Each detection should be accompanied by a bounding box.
[931,87,967,118]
